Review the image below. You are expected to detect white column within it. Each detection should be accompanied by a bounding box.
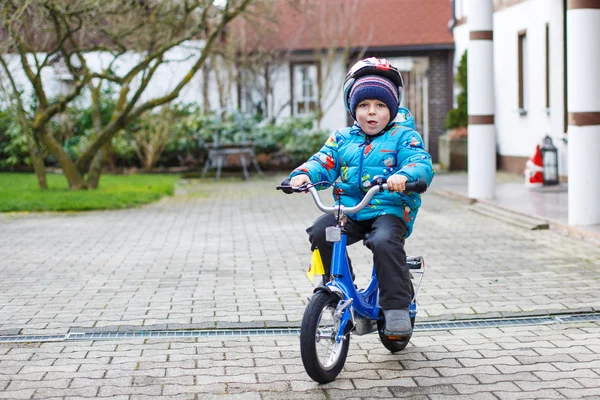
[567,4,600,226]
[467,0,496,199]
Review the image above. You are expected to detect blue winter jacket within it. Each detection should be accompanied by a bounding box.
[290,107,434,238]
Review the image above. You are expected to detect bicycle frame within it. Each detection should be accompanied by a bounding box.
[295,182,425,343]
[329,231,380,341]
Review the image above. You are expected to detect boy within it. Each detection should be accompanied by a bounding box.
[289,57,434,337]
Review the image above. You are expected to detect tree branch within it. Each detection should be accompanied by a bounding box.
[75,0,254,170]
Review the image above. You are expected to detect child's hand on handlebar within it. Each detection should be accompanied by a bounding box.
[290,174,311,188]
[386,174,408,193]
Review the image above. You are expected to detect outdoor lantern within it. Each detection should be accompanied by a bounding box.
[540,135,559,186]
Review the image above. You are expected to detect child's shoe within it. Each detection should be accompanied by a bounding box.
[383,308,412,336]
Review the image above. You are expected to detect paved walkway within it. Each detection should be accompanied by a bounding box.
[431,171,600,244]
[0,174,599,398]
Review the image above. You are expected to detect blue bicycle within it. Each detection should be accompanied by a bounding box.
[278,177,428,383]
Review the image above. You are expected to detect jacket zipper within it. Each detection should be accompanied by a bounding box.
[358,136,371,198]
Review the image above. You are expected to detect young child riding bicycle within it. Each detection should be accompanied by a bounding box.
[288,57,434,337]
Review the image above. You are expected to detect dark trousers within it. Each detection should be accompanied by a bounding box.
[306,214,413,310]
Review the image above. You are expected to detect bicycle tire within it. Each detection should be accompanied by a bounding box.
[377,316,415,353]
[300,291,350,383]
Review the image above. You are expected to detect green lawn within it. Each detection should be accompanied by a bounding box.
[0,173,181,212]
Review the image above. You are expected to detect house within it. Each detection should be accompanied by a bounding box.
[2,1,455,163]
[231,0,455,162]
[450,0,600,226]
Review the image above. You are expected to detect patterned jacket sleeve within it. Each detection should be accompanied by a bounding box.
[394,128,435,186]
[289,131,341,187]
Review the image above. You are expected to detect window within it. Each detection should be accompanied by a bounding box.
[545,23,550,113]
[56,74,75,97]
[518,30,528,115]
[292,63,318,116]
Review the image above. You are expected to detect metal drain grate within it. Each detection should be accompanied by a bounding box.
[67,328,301,341]
[556,314,600,323]
[414,316,557,331]
[0,313,598,344]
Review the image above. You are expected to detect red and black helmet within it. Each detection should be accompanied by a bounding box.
[343,57,404,115]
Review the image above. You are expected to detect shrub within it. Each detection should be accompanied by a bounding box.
[0,108,31,170]
[445,50,468,130]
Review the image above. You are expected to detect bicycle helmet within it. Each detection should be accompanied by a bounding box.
[343,57,404,121]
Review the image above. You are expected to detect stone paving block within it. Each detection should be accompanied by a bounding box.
[454,381,521,395]
[33,386,99,398]
[164,395,236,400]
[19,363,78,374]
[99,384,163,396]
[459,356,521,367]
[352,377,417,389]
[377,367,440,380]
[77,362,137,373]
[496,363,561,374]
[478,348,539,358]
[290,379,353,391]
[0,372,44,382]
[227,381,294,394]
[262,390,327,400]
[493,389,565,399]
[574,376,600,388]
[514,354,578,365]
[516,378,584,391]
[71,377,133,388]
[54,356,112,366]
[536,345,594,356]
[388,384,459,397]
[558,387,600,398]
[227,365,284,376]
[569,353,600,363]
[425,391,500,399]
[161,383,227,396]
[533,369,599,381]
[553,360,600,371]
[0,389,35,399]
[414,375,479,386]
[474,371,540,384]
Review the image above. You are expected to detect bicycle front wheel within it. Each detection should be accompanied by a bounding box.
[300,291,350,383]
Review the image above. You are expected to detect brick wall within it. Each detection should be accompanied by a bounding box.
[427,50,452,163]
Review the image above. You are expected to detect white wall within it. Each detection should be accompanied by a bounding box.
[452,23,469,107]
[453,0,568,176]
[317,54,348,132]
[494,0,567,174]
[1,40,240,114]
[265,53,348,133]
[266,54,431,135]
[268,62,292,121]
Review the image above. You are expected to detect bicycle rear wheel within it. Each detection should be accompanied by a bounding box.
[377,316,415,353]
[300,291,350,383]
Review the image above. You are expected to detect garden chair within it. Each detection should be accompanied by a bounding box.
[201,110,263,181]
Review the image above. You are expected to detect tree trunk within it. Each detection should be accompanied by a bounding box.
[17,113,47,189]
[85,145,107,189]
[202,63,211,113]
[36,126,86,189]
[24,132,48,190]
[86,85,106,189]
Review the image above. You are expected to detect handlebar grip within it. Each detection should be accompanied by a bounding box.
[405,177,428,194]
[276,178,295,194]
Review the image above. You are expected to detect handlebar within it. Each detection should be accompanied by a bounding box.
[276,177,428,216]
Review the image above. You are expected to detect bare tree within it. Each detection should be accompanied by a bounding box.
[225,0,371,125]
[0,0,255,189]
[207,0,291,118]
[306,0,372,126]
